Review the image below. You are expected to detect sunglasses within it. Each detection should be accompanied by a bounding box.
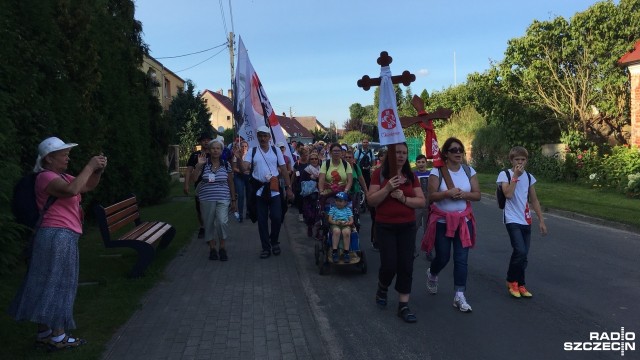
[448,147,464,154]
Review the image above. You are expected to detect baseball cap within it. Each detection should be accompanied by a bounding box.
[276,142,286,148]
[257,125,270,134]
[335,192,349,201]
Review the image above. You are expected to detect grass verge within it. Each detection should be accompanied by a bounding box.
[0,181,197,360]
[475,172,640,229]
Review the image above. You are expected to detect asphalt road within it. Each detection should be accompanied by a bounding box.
[287,197,640,360]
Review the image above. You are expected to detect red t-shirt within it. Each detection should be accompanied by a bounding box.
[371,168,419,224]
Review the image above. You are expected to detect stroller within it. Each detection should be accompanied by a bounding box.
[314,192,367,275]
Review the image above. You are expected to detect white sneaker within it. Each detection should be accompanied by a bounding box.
[298,214,304,222]
[453,292,472,312]
[426,268,438,294]
[234,212,240,222]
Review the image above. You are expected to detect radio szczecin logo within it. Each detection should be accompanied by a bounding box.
[564,328,635,356]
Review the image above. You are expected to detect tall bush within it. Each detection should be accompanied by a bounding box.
[0,0,172,273]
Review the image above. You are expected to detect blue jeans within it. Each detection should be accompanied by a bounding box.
[430,221,472,292]
[505,223,531,285]
[256,194,282,251]
[233,173,249,219]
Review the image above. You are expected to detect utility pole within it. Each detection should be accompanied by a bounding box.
[229,32,235,86]
[228,32,235,138]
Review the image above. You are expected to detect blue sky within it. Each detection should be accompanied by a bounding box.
[135,0,600,127]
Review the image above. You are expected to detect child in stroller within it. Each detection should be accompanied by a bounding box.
[328,192,354,263]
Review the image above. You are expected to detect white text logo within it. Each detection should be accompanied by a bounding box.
[564,328,635,356]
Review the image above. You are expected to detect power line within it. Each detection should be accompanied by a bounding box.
[154,42,228,59]
[228,0,235,34]
[219,0,228,38]
[175,46,228,72]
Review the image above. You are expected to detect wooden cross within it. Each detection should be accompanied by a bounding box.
[400,96,453,128]
[357,51,416,176]
[401,95,457,189]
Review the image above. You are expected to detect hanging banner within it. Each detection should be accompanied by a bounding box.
[233,37,292,159]
[377,66,406,146]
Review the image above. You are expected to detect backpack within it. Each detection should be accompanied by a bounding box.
[357,149,373,170]
[496,170,531,209]
[324,159,348,175]
[11,172,57,229]
[250,146,278,175]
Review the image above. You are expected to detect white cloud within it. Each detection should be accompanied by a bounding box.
[417,69,430,77]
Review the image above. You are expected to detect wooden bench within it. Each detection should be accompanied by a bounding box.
[94,195,175,278]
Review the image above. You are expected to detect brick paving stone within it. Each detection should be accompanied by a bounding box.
[102,208,327,360]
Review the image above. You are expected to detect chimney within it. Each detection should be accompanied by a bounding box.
[227,89,233,100]
[217,88,223,94]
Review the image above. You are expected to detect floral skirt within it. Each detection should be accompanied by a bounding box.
[8,227,80,330]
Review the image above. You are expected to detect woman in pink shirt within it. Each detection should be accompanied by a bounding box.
[9,137,107,350]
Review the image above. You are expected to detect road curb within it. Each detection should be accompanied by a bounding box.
[482,192,640,234]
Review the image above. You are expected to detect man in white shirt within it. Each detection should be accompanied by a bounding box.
[237,126,294,259]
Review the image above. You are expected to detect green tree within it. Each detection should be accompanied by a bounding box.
[499,0,640,144]
[310,128,327,142]
[166,80,213,144]
[349,103,368,121]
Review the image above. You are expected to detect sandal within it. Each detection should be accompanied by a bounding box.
[398,306,417,323]
[260,250,271,259]
[271,244,281,256]
[48,334,87,351]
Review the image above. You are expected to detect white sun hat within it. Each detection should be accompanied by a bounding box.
[34,136,78,172]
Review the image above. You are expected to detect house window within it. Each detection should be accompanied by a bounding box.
[204,98,208,104]
[227,116,231,120]
[147,69,159,96]
[164,78,171,98]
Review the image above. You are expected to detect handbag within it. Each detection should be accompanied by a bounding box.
[300,180,318,197]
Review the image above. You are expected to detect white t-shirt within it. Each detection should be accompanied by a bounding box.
[496,170,536,225]
[430,165,476,213]
[245,145,285,197]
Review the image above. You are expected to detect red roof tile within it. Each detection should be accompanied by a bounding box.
[276,115,314,138]
[619,39,640,66]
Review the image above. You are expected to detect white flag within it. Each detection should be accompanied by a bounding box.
[234,37,292,159]
[377,66,406,145]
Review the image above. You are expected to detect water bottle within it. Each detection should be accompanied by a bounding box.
[350,229,359,251]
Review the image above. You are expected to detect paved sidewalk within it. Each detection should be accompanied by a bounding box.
[102,210,327,360]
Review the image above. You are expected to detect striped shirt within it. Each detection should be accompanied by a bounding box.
[197,160,232,201]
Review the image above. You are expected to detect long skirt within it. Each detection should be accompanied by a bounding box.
[8,227,80,330]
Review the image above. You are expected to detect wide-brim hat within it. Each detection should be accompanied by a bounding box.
[38,137,78,158]
[34,137,78,172]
